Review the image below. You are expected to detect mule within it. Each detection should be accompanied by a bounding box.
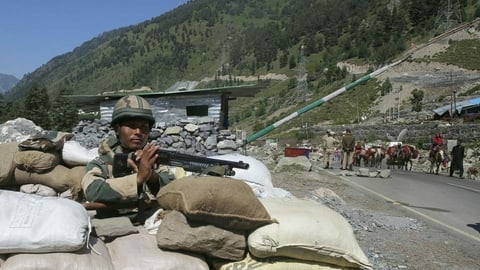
[386,146,399,170]
[429,147,442,174]
[397,145,418,171]
[372,147,386,168]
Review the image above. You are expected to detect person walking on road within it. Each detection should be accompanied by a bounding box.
[341,128,355,171]
[449,138,465,179]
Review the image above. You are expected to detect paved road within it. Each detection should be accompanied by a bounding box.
[327,165,480,245]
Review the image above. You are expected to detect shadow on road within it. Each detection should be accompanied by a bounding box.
[467,223,480,234]
[388,201,451,212]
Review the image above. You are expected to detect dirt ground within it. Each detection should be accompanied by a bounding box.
[269,160,480,270]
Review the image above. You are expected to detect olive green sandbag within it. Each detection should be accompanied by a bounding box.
[0,143,20,187]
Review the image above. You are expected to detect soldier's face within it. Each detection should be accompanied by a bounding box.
[118,119,150,150]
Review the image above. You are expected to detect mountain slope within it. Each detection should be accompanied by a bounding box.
[4,0,480,137]
[7,0,459,98]
[0,73,19,93]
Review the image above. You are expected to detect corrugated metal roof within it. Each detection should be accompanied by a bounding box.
[432,96,480,116]
[66,83,265,113]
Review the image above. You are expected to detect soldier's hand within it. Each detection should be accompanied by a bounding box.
[134,142,159,185]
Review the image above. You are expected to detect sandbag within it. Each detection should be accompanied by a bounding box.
[62,140,98,167]
[1,236,114,270]
[18,131,73,152]
[0,142,20,186]
[20,183,58,197]
[156,210,246,260]
[156,175,274,231]
[213,253,344,270]
[210,153,275,197]
[13,164,85,194]
[91,217,139,241]
[0,190,89,254]
[0,254,6,268]
[248,197,372,270]
[106,226,209,270]
[14,150,60,173]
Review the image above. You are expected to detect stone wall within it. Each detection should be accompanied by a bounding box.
[313,121,480,146]
[71,117,241,155]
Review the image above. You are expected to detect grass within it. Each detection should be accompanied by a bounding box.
[432,39,480,70]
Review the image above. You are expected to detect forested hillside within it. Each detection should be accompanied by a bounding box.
[1,0,480,132]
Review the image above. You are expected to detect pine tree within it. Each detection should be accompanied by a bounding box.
[410,89,424,112]
[51,88,79,131]
[23,84,51,129]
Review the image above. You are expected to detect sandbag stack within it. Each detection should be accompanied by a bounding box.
[1,131,87,200]
[152,175,372,270]
[0,138,372,270]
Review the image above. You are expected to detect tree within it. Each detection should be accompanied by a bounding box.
[288,54,297,69]
[23,84,51,129]
[382,78,393,96]
[51,88,79,131]
[279,50,288,69]
[410,89,424,112]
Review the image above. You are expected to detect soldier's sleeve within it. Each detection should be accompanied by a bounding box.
[81,157,138,203]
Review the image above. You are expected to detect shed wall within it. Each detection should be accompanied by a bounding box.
[100,95,222,125]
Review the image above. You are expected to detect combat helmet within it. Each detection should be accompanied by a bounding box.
[111,95,155,127]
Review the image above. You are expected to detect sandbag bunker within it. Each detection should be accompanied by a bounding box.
[0,132,372,270]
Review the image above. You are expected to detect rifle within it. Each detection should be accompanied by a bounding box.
[113,149,249,177]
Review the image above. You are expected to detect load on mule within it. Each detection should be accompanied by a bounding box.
[353,143,386,168]
[386,143,418,171]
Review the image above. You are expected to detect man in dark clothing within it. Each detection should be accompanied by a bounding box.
[449,139,465,179]
[341,128,355,171]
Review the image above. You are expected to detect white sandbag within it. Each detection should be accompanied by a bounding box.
[106,226,209,270]
[20,183,58,197]
[62,140,98,166]
[1,236,114,270]
[210,153,275,197]
[248,197,372,270]
[0,190,90,254]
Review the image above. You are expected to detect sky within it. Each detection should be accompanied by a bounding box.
[0,0,190,79]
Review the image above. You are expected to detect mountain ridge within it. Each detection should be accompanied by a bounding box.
[0,73,19,93]
[2,0,480,135]
[8,0,470,99]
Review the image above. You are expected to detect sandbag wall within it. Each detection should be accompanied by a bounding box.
[0,140,85,200]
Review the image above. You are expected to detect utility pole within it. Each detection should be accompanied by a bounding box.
[397,88,400,120]
[356,99,359,123]
[301,116,309,140]
[288,45,311,105]
[453,90,457,121]
[434,0,462,33]
[450,92,453,124]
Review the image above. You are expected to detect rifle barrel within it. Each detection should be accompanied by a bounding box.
[157,149,249,170]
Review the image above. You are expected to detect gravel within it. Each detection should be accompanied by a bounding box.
[267,160,480,270]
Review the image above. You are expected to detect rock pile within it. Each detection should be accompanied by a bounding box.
[71,117,243,155]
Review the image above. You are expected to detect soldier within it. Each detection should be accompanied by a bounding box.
[323,131,339,169]
[341,128,355,171]
[81,95,174,224]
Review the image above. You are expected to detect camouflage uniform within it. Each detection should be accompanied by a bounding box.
[81,95,173,222]
[81,136,174,220]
